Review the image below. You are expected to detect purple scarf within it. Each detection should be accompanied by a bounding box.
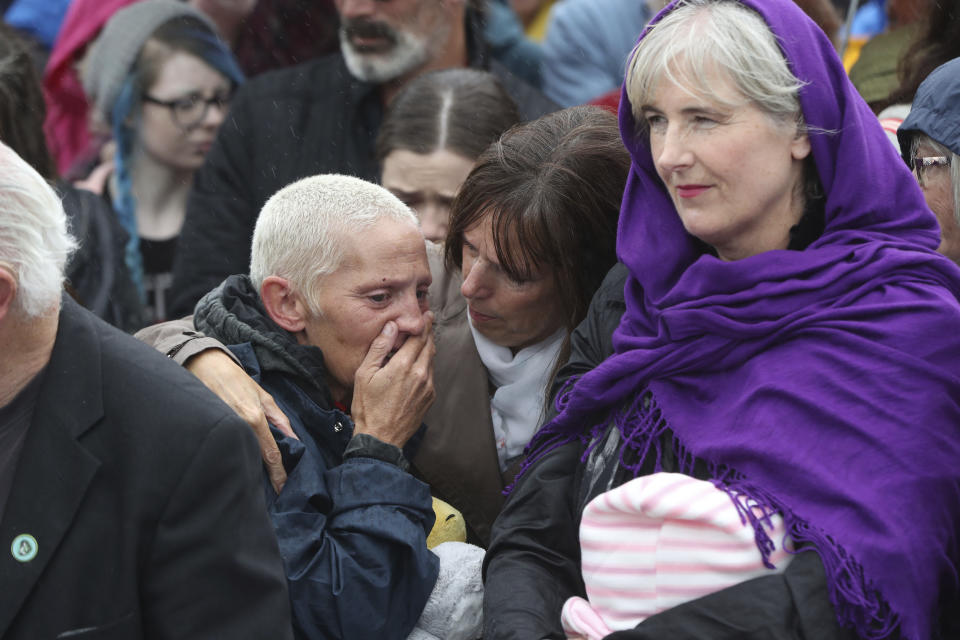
[529,1,960,638]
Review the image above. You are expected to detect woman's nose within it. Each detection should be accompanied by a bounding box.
[418,202,449,244]
[200,100,228,130]
[460,259,490,300]
[654,126,694,175]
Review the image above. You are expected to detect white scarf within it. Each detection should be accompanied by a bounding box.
[468,319,565,471]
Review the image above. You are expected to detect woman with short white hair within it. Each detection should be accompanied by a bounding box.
[483,1,960,639]
[897,57,960,264]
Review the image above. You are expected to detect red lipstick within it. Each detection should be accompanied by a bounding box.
[676,185,710,198]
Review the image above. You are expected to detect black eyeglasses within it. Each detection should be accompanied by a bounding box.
[142,89,232,130]
[911,155,950,188]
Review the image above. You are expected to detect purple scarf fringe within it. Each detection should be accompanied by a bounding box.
[515,376,899,639]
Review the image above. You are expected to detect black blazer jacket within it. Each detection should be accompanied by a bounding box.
[0,297,293,639]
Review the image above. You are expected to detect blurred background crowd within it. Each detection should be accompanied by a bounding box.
[2,0,960,639]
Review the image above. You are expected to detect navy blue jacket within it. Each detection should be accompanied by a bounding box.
[193,276,439,640]
[232,344,439,640]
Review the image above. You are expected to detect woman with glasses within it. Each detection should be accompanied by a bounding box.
[898,57,960,265]
[80,0,243,326]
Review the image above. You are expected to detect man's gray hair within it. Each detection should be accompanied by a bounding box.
[911,134,960,227]
[249,174,419,315]
[626,0,805,127]
[0,143,76,318]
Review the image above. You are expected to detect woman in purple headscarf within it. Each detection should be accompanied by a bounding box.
[482,1,960,639]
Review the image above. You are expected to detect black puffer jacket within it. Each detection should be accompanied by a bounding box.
[482,263,861,640]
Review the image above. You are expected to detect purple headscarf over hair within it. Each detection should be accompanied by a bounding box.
[526,1,960,638]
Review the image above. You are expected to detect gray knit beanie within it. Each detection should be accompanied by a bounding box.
[81,0,218,125]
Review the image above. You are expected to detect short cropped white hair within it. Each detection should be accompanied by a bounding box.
[249,174,420,314]
[0,143,76,318]
[626,0,805,126]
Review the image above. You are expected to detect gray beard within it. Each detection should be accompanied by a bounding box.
[340,28,432,84]
[339,17,451,84]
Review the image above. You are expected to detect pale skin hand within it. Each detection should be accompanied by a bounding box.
[185,349,296,493]
[351,313,437,448]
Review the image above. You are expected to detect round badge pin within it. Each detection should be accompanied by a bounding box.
[11,534,38,562]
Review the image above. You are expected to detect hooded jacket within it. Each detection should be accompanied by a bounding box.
[193,275,439,640]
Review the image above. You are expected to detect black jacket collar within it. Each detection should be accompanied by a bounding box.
[194,275,333,406]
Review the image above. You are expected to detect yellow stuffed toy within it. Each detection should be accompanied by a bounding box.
[426,497,467,548]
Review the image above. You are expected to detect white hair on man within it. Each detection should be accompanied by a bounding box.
[250,174,420,315]
[0,142,76,318]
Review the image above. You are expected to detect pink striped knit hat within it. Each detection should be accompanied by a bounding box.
[562,473,793,639]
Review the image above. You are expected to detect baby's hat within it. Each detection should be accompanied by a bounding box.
[571,473,793,634]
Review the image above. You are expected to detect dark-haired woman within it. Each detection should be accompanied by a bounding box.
[420,105,627,544]
[376,68,521,243]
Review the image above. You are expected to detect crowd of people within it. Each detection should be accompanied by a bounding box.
[1,0,959,639]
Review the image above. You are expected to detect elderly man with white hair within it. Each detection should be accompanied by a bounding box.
[0,142,292,638]
[140,174,462,640]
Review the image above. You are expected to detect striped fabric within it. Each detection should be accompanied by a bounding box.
[561,473,793,640]
[877,103,911,151]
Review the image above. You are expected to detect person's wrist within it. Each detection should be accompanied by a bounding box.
[343,433,409,471]
[183,344,234,370]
